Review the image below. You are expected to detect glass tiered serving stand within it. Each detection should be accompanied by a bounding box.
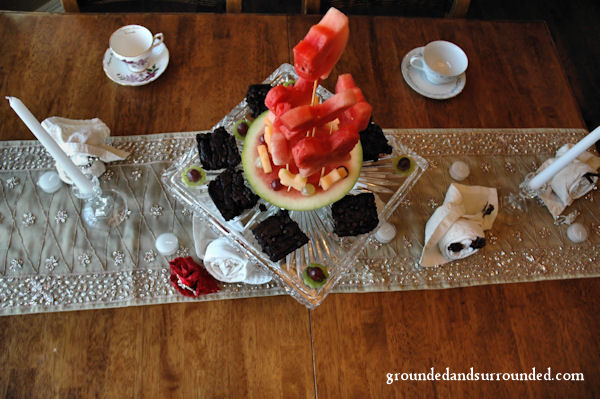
[163,64,428,308]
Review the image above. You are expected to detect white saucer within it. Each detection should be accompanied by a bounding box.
[401,46,466,100]
[102,42,169,86]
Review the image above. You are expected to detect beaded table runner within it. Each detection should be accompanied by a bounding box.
[1,128,599,315]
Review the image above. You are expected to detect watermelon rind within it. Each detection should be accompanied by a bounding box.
[242,111,362,211]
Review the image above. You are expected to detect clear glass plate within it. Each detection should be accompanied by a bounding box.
[162,64,428,308]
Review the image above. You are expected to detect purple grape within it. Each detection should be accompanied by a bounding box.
[187,168,202,182]
[270,179,283,191]
[237,121,249,137]
[307,267,325,282]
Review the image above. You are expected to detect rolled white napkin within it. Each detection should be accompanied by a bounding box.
[242,263,275,285]
[204,238,250,283]
[41,117,129,184]
[420,183,498,267]
[193,216,272,284]
[538,144,600,219]
[204,238,274,284]
[437,218,485,261]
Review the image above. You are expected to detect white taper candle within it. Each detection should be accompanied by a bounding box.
[528,126,600,190]
[6,96,94,195]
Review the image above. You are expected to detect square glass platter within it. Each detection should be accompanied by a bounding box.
[162,64,428,308]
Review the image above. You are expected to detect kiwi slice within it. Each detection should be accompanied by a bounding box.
[182,165,206,187]
[392,155,415,176]
[302,263,329,289]
[233,119,250,141]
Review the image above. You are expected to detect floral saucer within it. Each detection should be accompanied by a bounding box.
[102,43,169,86]
[401,46,466,100]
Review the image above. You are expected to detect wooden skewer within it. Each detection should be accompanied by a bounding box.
[310,80,319,137]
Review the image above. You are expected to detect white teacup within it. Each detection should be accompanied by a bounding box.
[409,40,468,85]
[109,25,164,73]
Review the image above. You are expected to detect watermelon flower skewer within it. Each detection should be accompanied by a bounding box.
[242,8,372,211]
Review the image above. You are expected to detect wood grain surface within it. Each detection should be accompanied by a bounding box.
[0,12,598,398]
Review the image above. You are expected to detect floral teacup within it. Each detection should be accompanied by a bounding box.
[109,25,164,73]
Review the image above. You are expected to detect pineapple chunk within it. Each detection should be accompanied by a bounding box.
[319,167,348,191]
[257,144,272,173]
[264,123,273,152]
[278,169,307,191]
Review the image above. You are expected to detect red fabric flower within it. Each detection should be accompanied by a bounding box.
[169,257,219,297]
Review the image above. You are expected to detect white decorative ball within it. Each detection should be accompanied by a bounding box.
[37,171,63,193]
[449,161,470,181]
[375,222,396,244]
[567,223,588,243]
[156,233,179,256]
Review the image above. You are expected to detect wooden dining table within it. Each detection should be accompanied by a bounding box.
[0,11,598,398]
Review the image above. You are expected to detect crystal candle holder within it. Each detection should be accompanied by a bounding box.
[72,176,128,230]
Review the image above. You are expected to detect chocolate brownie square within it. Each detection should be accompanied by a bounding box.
[196,127,241,170]
[332,193,379,237]
[252,210,309,262]
[208,169,258,221]
[359,122,393,162]
[246,84,271,118]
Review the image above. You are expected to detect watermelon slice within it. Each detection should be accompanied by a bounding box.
[340,101,372,132]
[273,117,302,141]
[291,128,359,176]
[269,128,291,166]
[335,73,359,94]
[278,89,357,132]
[335,73,372,131]
[243,112,362,211]
[265,76,314,116]
[293,8,349,81]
